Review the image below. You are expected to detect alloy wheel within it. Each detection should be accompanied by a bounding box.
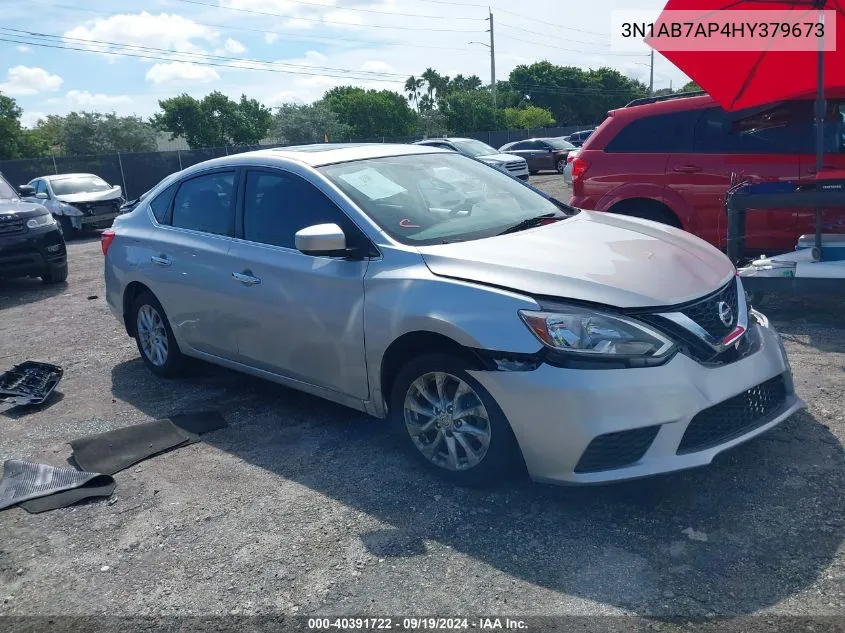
[137,304,169,367]
[403,371,492,471]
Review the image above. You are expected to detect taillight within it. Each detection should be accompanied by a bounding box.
[101,229,115,256]
[571,157,590,181]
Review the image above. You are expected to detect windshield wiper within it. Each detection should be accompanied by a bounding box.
[496,212,563,236]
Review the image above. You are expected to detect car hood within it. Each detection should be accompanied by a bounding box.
[417,210,735,309]
[0,199,50,220]
[55,186,122,204]
[478,153,526,165]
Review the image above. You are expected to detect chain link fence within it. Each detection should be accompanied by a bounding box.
[0,125,595,201]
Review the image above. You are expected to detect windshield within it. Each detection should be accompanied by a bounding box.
[450,139,499,157]
[0,175,17,200]
[545,138,576,150]
[320,153,569,246]
[50,175,112,196]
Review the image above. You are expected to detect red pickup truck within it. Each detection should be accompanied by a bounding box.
[568,91,845,253]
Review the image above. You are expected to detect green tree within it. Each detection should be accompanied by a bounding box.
[0,93,24,160]
[153,91,271,148]
[53,112,158,155]
[323,87,416,137]
[271,101,351,144]
[442,90,497,134]
[404,76,424,110]
[679,80,702,93]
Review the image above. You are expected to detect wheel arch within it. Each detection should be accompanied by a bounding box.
[122,281,154,337]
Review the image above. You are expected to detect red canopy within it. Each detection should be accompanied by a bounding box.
[647,0,845,112]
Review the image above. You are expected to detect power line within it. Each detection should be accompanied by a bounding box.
[170,0,488,33]
[496,21,611,47]
[44,3,485,54]
[210,0,489,21]
[4,28,413,80]
[497,33,650,57]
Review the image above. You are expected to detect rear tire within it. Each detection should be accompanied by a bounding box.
[132,292,185,378]
[611,201,681,228]
[41,262,68,284]
[389,353,521,487]
[556,158,566,174]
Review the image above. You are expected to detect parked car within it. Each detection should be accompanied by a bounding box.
[562,147,580,186]
[568,92,845,253]
[413,138,529,181]
[499,138,576,174]
[103,143,802,486]
[22,173,124,239]
[563,129,594,147]
[0,172,67,283]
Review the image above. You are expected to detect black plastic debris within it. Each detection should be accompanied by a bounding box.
[0,361,63,406]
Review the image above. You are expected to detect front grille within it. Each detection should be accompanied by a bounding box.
[505,162,524,171]
[0,217,25,235]
[679,279,739,341]
[77,200,120,216]
[677,374,787,454]
[574,425,660,473]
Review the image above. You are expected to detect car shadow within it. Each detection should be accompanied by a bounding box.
[111,357,845,618]
[0,277,68,310]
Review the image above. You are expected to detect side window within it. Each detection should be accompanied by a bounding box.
[171,171,235,236]
[510,142,528,150]
[606,111,699,153]
[694,104,817,154]
[242,170,361,250]
[149,182,178,224]
[34,180,48,196]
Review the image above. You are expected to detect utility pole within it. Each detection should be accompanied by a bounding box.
[649,49,654,96]
[489,9,496,111]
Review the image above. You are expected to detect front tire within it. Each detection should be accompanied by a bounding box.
[389,353,520,486]
[132,292,185,378]
[41,262,68,284]
[55,215,74,240]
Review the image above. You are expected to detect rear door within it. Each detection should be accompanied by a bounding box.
[668,104,804,252]
[142,169,244,359]
[796,99,845,237]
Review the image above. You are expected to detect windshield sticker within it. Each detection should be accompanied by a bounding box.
[339,168,407,200]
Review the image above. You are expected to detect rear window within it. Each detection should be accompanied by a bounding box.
[605,111,699,153]
[149,182,178,224]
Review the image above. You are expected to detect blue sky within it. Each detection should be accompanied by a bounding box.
[0,0,690,127]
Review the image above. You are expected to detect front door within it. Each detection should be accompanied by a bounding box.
[226,168,371,400]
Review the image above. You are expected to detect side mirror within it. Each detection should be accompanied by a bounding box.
[295,223,347,256]
[35,192,49,200]
[18,185,35,196]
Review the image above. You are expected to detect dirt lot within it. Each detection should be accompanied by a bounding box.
[1,174,844,626]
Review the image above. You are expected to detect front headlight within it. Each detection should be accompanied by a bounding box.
[519,308,674,357]
[26,214,56,229]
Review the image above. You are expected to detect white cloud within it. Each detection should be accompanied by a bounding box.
[323,10,365,29]
[16,45,31,53]
[0,66,63,96]
[145,62,221,85]
[64,12,218,55]
[285,18,314,29]
[224,38,246,54]
[20,111,46,128]
[265,33,280,44]
[44,90,133,110]
[360,61,395,73]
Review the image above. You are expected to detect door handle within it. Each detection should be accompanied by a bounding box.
[232,271,261,286]
[150,255,172,267]
[672,165,702,173]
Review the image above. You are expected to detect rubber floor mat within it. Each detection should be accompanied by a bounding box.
[0,460,112,511]
[167,410,228,436]
[70,419,199,476]
[20,478,116,514]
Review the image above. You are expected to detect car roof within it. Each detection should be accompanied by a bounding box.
[44,173,102,181]
[186,143,449,170]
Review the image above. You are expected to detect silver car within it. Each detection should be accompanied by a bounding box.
[413,138,530,182]
[103,143,804,486]
[25,173,124,238]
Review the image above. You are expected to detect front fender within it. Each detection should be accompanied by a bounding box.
[53,203,83,217]
[363,250,543,416]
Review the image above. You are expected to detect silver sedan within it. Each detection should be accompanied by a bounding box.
[103,143,804,486]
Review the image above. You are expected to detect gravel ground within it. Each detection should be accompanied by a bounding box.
[1,174,844,627]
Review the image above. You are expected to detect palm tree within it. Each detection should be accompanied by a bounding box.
[404,76,423,110]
